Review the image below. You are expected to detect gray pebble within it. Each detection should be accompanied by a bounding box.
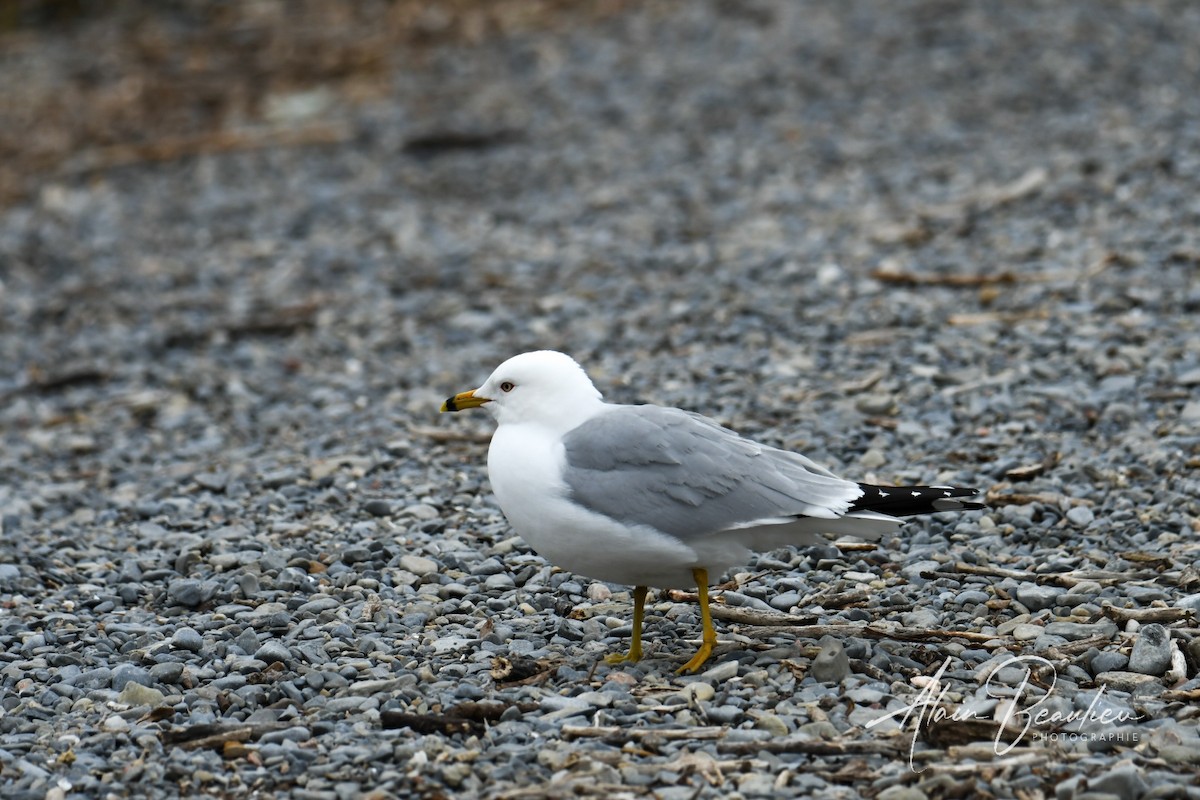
[171,626,204,652]
[150,662,185,684]
[238,572,261,596]
[111,664,153,691]
[362,500,392,517]
[1045,619,1118,640]
[402,503,440,521]
[809,637,851,683]
[259,726,313,744]
[955,590,990,606]
[1016,583,1063,611]
[1127,623,1172,676]
[118,682,165,707]
[1087,763,1148,800]
[769,590,802,611]
[1066,506,1095,527]
[262,468,300,489]
[484,573,515,591]
[398,555,439,576]
[1094,671,1163,694]
[167,579,206,608]
[254,641,292,665]
[700,659,739,682]
[341,545,372,563]
[1090,651,1129,675]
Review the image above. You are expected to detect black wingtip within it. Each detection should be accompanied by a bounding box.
[851,484,986,517]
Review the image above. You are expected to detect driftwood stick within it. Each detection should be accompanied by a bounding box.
[1101,604,1194,624]
[161,722,288,750]
[562,725,726,741]
[947,562,1154,588]
[718,737,905,757]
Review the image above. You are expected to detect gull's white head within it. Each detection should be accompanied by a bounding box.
[441,350,604,427]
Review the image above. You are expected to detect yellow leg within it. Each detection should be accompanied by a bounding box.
[677,567,717,674]
[604,585,648,665]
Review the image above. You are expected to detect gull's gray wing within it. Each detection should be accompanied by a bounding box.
[560,405,863,539]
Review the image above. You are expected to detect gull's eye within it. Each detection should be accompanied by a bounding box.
[500,381,515,392]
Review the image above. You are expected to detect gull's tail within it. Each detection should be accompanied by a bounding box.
[850,484,986,517]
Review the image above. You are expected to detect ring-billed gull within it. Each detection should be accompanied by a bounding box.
[442,350,985,673]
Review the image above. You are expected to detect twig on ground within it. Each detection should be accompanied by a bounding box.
[563,725,727,741]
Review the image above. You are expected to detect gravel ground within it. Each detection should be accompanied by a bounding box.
[3,1,1200,798]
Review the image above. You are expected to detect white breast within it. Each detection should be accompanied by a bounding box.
[486,423,708,588]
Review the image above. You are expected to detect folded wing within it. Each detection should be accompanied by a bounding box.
[561,405,872,541]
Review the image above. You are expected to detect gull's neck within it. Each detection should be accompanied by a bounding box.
[500,397,609,436]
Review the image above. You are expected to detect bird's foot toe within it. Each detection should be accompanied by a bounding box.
[604,647,642,666]
[676,642,714,674]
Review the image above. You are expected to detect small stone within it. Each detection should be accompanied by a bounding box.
[73,666,113,689]
[855,394,896,415]
[997,615,1031,635]
[402,503,439,520]
[341,545,372,564]
[955,590,990,606]
[484,573,515,591]
[1177,367,1200,386]
[682,682,715,703]
[1012,624,1043,641]
[1066,506,1095,527]
[111,664,153,691]
[1016,583,1063,611]
[586,582,612,602]
[900,560,940,585]
[171,627,204,652]
[432,636,472,655]
[259,726,313,744]
[1090,651,1129,675]
[194,472,228,492]
[700,660,738,682]
[1157,744,1200,765]
[1045,619,1118,641]
[262,468,299,489]
[0,562,21,588]
[167,579,205,608]
[753,713,790,736]
[877,788,928,800]
[1094,671,1164,693]
[810,637,851,683]
[150,662,185,684]
[859,448,886,468]
[102,716,130,733]
[254,641,292,665]
[721,591,773,611]
[705,704,743,724]
[363,500,392,517]
[297,596,339,616]
[1088,763,1148,800]
[1127,623,1171,675]
[119,682,165,707]
[769,590,802,611]
[238,573,260,596]
[1175,593,1200,613]
[539,694,592,714]
[399,555,438,576]
[798,720,841,739]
